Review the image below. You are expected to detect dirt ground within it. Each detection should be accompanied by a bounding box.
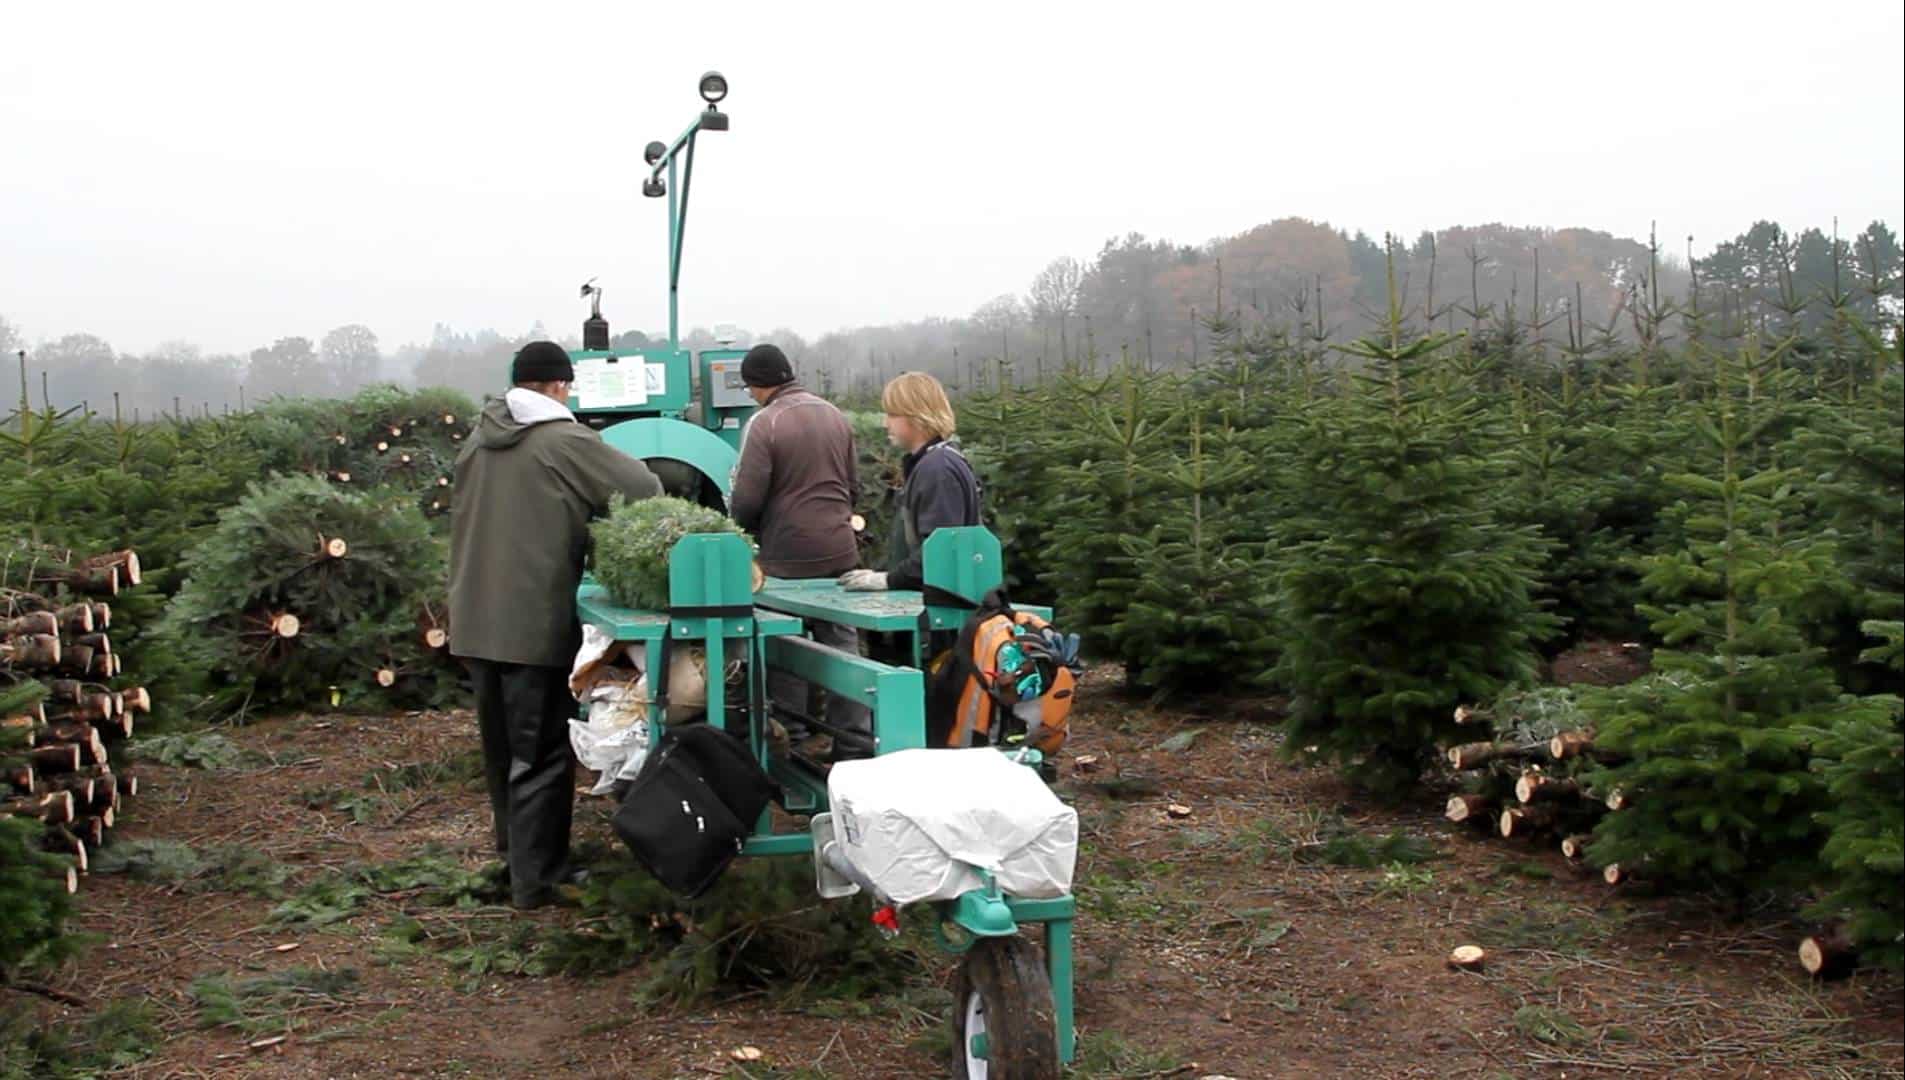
[8,650,1902,1079]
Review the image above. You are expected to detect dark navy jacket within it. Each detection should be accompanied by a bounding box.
[886,438,982,590]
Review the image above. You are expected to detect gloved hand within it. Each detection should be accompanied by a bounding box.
[838,569,889,592]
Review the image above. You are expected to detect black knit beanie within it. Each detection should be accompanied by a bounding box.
[740,344,794,388]
[511,341,575,384]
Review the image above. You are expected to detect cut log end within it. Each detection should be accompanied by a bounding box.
[1500,806,1555,839]
[751,561,767,594]
[272,613,301,639]
[45,828,88,874]
[375,668,397,688]
[1450,741,1535,771]
[1603,863,1626,886]
[3,611,60,637]
[1549,730,1595,761]
[5,789,75,825]
[127,687,152,714]
[1518,772,1583,806]
[1605,789,1628,812]
[332,471,353,484]
[442,413,457,425]
[3,633,61,668]
[61,865,78,894]
[29,744,83,775]
[1445,794,1490,824]
[322,537,349,559]
[116,774,139,798]
[93,603,111,630]
[1799,934,1858,980]
[423,628,450,650]
[1498,809,1520,839]
[1561,835,1592,861]
[1448,945,1487,971]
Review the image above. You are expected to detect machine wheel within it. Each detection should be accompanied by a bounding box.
[949,935,1058,1080]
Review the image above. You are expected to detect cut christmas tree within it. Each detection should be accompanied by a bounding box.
[589,495,758,612]
[152,474,456,717]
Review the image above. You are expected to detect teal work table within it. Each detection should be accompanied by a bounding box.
[755,578,1051,634]
[575,581,805,641]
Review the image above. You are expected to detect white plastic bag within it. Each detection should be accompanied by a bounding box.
[568,681,653,795]
[825,749,1078,906]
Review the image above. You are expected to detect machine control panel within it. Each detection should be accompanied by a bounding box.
[703,351,755,410]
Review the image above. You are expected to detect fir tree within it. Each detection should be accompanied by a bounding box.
[1803,645,1903,972]
[962,376,1064,602]
[1037,363,1177,666]
[1,681,72,977]
[846,411,902,572]
[1583,344,1842,893]
[1114,414,1276,700]
[1793,368,1904,695]
[1273,247,1556,795]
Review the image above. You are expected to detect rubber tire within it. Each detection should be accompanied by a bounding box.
[949,935,1059,1080]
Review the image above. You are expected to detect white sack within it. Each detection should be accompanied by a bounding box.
[569,682,653,795]
[825,749,1078,906]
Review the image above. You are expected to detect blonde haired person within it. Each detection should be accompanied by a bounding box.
[839,372,981,593]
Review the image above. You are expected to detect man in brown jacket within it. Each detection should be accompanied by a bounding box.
[727,344,871,760]
[449,341,662,908]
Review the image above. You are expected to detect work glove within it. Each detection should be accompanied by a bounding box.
[838,569,889,592]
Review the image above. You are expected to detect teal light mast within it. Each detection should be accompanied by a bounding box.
[641,71,730,352]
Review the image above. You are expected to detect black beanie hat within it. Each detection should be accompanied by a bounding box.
[740,344,794,388]
[511,341,575,384]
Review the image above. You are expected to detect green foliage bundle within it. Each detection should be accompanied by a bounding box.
[0,999,159,1078]
[247,384,475,520]
[589,494,753,611]
[152,473,454,717]
[544,856,924,1005]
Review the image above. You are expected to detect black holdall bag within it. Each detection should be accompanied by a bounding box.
[611,722,781,899]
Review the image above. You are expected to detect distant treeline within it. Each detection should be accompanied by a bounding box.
[5,217,1897,416]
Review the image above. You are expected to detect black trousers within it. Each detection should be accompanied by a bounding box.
[466,658,575,905]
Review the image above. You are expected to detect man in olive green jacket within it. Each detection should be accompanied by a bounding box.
[449,341,662,908]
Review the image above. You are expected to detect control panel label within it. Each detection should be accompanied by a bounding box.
[572,357,647,408]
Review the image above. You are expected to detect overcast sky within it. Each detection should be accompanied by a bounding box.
[4,0,1901,356]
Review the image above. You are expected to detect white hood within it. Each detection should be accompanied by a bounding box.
[505,387,576,426]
